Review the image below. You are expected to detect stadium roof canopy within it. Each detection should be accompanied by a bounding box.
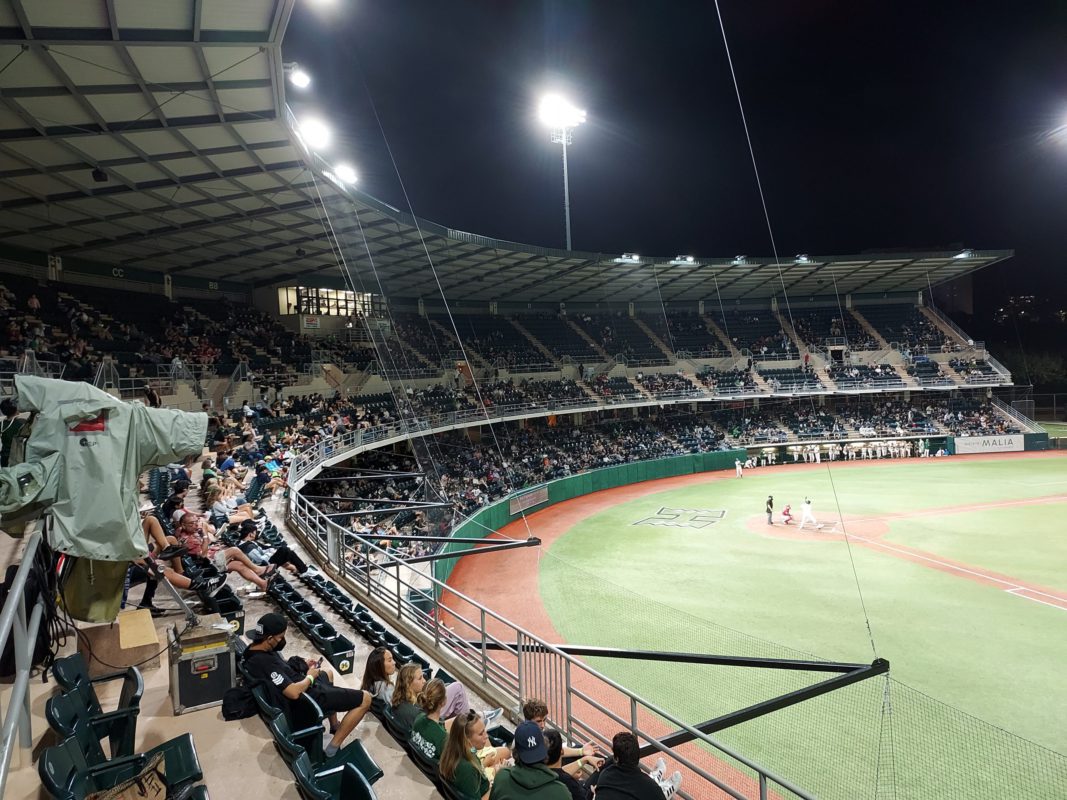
[0,0,1012,304]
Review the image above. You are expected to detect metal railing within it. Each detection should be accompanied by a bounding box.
[0,526,46,798]
[989,396,1043,433]
[285,488,813,800]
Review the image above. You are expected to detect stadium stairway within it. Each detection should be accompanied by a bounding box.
[563,318,612,361]
[631,317,677,362]
[892,363,920,387]
[504,317,561,366]
[700,314,741,357]
[425,318,488,368]
[847,308,891,350]
[772,308,807,355]
[918,306,969,348]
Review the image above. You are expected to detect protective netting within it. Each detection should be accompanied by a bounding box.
[536,552,1067,799]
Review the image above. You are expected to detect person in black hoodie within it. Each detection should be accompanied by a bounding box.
[586,732,681,800]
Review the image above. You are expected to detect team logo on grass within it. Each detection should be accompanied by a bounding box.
[633,507,727,529]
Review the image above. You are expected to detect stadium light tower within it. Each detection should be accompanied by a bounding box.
[538,94,586,251]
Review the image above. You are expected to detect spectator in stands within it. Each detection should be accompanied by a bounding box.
[544,729,590,800]
[360,646,397,703]
[587,732,680,799]
[242,613,371,757]
[142,385,162,409]
[236,519,309,576]
[175,513,274,591]
[489,721,569,800]
[0,397,24,468]
[26,293,40,313]
[410,677,450,763]
[523,699,597,762]
[206,486,254,524]
[390,663,426,733]
[439,710,492,800]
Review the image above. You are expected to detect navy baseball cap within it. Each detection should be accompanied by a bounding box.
[513,721,547,764]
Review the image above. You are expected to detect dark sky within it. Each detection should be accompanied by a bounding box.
[283,1,1067,304]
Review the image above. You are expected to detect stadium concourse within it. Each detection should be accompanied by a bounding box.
[0,1,1054,799]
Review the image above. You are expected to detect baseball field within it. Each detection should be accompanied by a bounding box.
[448,452,1067,799]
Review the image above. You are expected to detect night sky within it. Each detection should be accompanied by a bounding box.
[283,1,1067,307]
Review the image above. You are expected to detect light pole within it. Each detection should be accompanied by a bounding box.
[539,94,586,251]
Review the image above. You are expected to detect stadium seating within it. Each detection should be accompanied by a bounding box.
[789,308,879,350]
[696,367,757,393]
[759,367,823,392]
[433,313,550,369]
[570,313,669,364]
[716,309,793,355]
[826,363,904,389]
[858,305,951,352]
[640,311,726,357]
[518,315,602,362]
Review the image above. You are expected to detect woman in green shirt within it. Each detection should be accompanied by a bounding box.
[439,709,491,800]
[408,678,449,763]
[391,663,426,733]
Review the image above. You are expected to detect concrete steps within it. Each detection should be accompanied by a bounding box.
[701,314,740,357]
[506,318,559,364]
[632,317,676,362]
[848,308,890,349]
[564,318,612,361]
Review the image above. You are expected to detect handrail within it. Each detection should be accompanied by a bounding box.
[285,489,815,800]
[989,396,1043,433]
[0,526,46,799]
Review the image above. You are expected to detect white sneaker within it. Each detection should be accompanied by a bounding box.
[649,757,666,783]
[246,591,266,599]
[239,583,258,593]
[482,707,503,726]
[661,771,682,799]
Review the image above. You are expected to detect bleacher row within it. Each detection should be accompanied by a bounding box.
[3,274,986,389]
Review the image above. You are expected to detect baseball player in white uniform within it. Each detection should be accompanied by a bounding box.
[799,497,817,530]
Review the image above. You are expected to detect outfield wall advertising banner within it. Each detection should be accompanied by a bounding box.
[953,434,1024,454]
[510,486,549,514]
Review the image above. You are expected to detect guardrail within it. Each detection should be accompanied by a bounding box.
[285,490,813,800]
[990,396,1043,433]
[0,526,47,799]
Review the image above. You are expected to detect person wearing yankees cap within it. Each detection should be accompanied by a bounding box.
[241,612,371,757]
[488,721,570,800]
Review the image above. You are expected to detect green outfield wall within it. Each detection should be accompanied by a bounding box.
[432,448,745,587]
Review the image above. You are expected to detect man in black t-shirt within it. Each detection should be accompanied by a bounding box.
[766,495,773,525]
[242,613,371,757]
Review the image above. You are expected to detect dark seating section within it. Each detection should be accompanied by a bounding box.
[435,313,550,370]
[826,363,904,389]
[790,308,878,350]
[391,311,448,365]
[696,367,758,393]
[634,371,696,395]
[570,313,668,364]
[780,409,846,439]
[949,358,999,382]
[518,315,602,362]
[640,311,726,357]
[716,309,794,356]
[907,359,952,386]
[759,367,822,392]
[858,305,951,352]
[841,401,941,437]
[588,375,641,399]
[718,410,788,444]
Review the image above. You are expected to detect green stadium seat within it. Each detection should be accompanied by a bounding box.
[291,753,378,800]
[50,654,143,718]
[267,714,382,783]
[45,690,139,762]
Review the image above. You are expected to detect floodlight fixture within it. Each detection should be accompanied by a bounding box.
[613,253,642,265]
[538,93,586,250]
[539,94,587,130]
[953,249,974,259]
[289,68,311,89]
[733,255,748,265]
[298,117,331,150]
[671,255,697,266]
[795,254,811,264]
[334,163,358,184]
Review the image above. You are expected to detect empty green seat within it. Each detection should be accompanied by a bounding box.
[39,730,202,800]
[51,654,143,718]
[291,753,378,800]
[45,690,139,762]
[267,714,382,783]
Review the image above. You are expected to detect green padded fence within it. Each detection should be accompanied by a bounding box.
[432,449,745,588]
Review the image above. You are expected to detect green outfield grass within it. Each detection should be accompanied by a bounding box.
[538,457,1067,799]
[1040,421,1067,438]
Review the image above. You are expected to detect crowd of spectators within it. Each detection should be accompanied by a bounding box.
[634,371,697,395]
[696,367,758,393]
[826,363,903,388]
